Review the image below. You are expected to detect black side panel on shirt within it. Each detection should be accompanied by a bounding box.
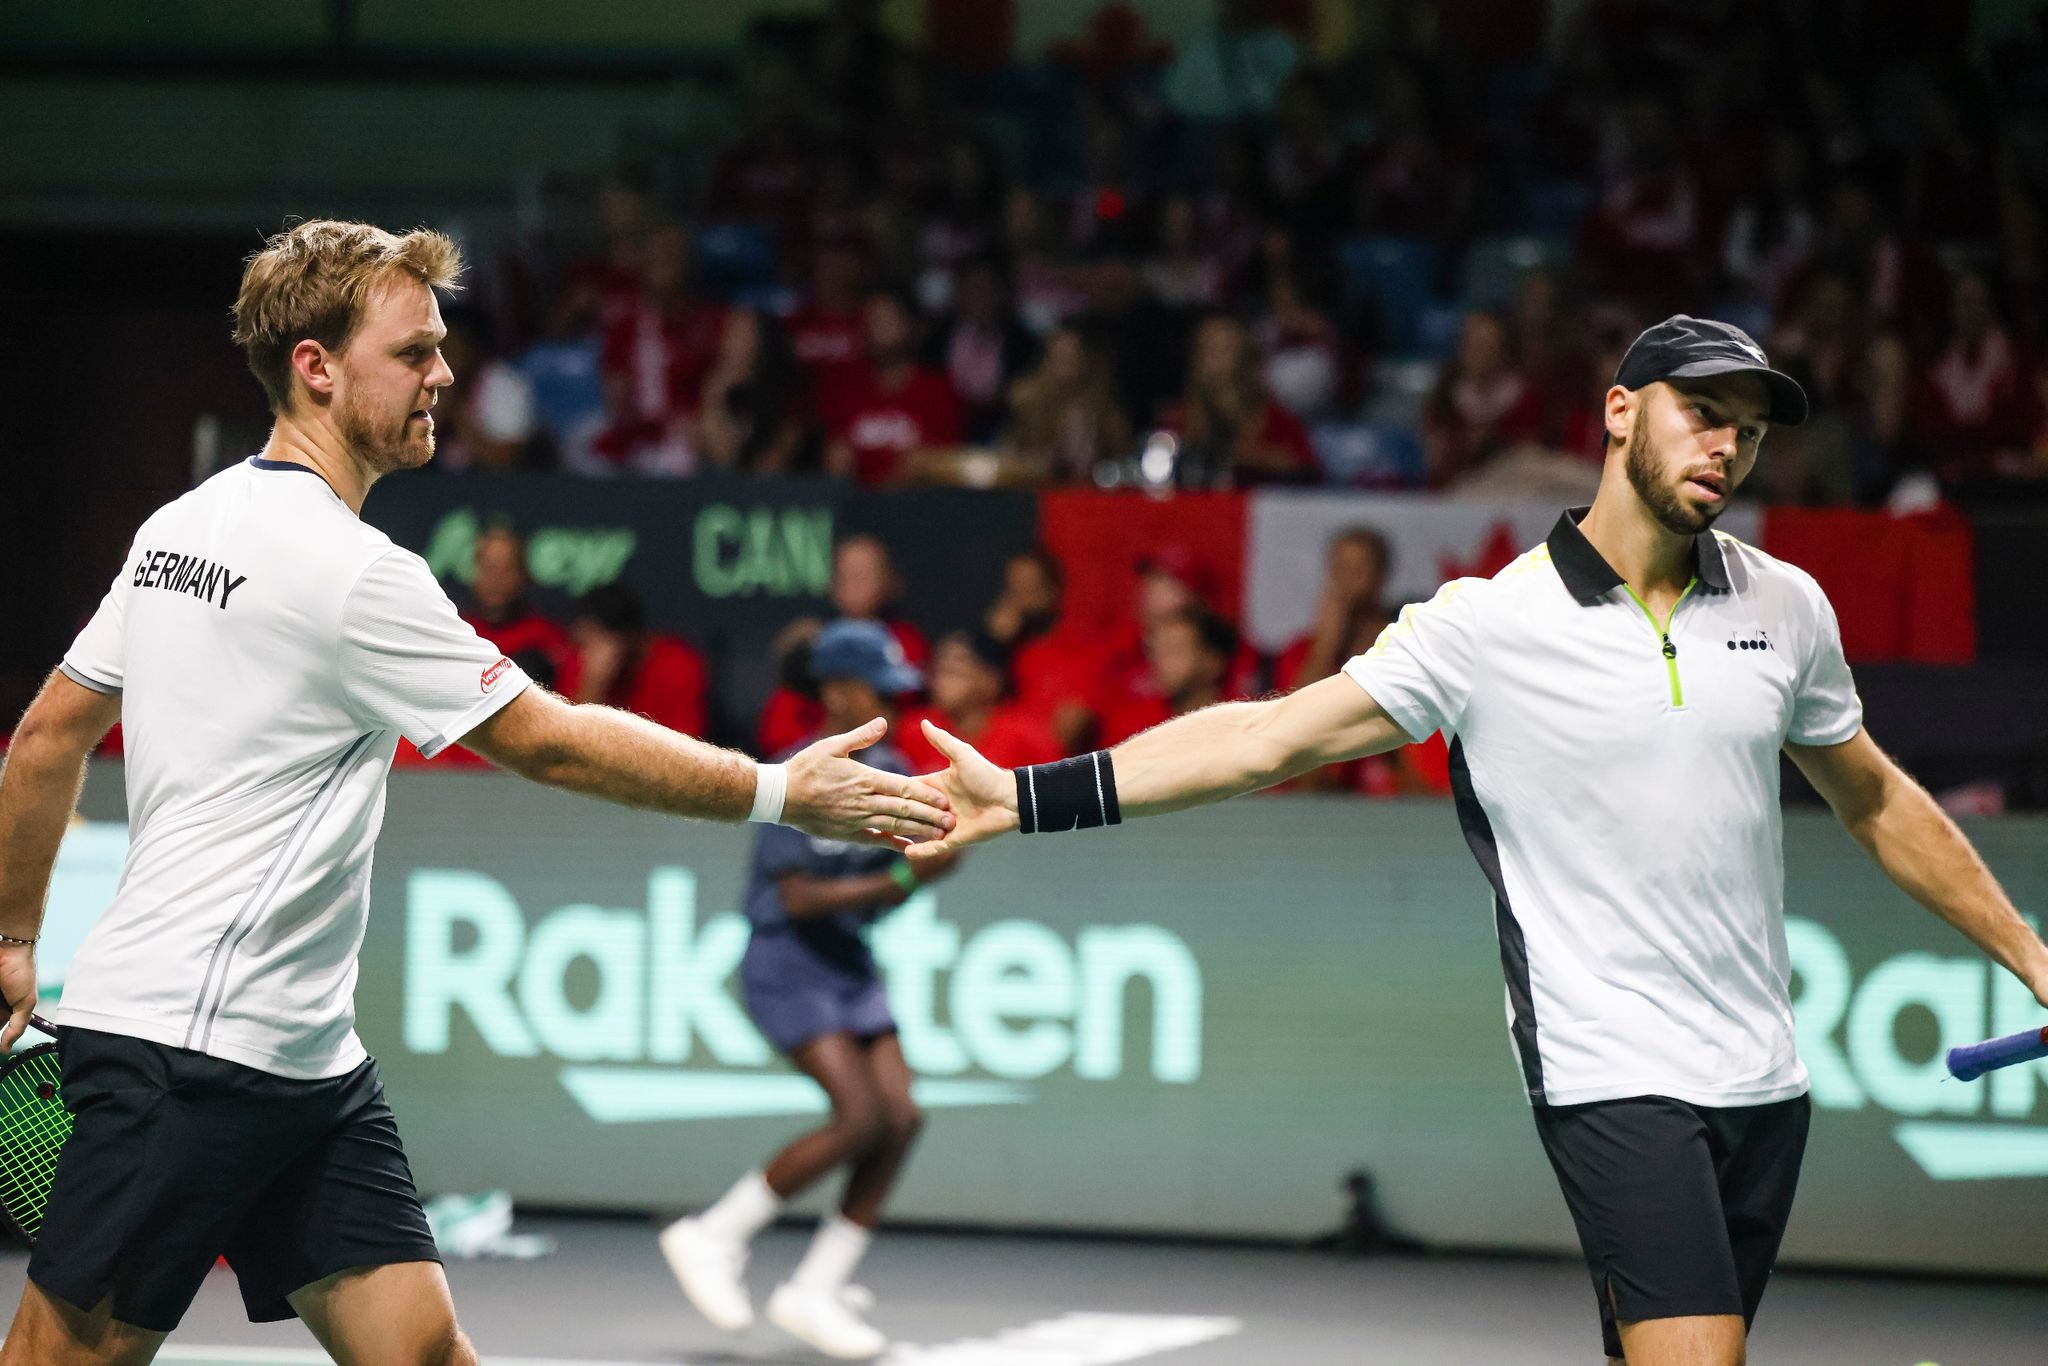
[1448,737,1545,1102]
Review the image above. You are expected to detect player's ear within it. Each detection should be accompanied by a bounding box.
[291,339,337,404]
[1602,385,1635,452]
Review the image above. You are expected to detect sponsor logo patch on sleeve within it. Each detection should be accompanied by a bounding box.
[481,657,513,691]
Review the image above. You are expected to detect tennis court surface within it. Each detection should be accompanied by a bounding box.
[6,1217,2044,1364]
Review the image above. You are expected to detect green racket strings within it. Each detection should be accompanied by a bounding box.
[0,1051,70,1240]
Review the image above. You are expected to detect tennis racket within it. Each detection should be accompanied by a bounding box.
[0,1014,67,1245]
[1946,1024,2048,1082]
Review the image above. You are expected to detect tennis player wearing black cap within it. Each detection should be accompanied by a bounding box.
[903,316,2048,1366]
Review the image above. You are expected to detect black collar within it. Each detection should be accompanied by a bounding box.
[248,455,326,478]
[1546,506,1730,606]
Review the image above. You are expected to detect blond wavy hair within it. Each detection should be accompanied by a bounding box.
[231,219,463,411]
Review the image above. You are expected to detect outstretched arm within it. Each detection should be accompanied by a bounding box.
[1787,729,2048,1007]
[0,671,122,1048]
[467,688,951,844]
[907,672,1414,855]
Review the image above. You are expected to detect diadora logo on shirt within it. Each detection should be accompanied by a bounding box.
[403,867,1205,1124]
[480,657,513,691]
[1726,630,1774,653]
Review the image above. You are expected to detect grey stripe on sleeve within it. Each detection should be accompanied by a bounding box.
[58,662,121,696]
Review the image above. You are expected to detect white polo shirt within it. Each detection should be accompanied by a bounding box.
[55,456,531,1079]
[1345,509,1863,1108]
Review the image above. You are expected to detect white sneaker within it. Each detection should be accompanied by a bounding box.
[658,1216,753,1332]
[766,1280,888,1359]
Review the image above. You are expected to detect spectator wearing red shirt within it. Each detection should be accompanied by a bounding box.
[1098,548,1262,713]
[900,631,1061,773]
[1159,314,1315,486]
[925,256,1039,444]
[556,584,708,738]
[592,222,727,475]
[757,535,926,756]
[823,291,963,485]
[462,525,572,685]
[1915,269,2039,486]
[1097,609,1241,747]
[1270,526,1449,797]
[1422,311,1551,488]
[787,237,873,414]
[405,524,571,768]
[829,535,929,668]
[1578,99,1707,310]
[986,546,1099,754]
[757,619,826,759]
[551,179,651,336]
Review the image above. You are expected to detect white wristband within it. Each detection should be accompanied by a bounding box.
[749,762,788,824]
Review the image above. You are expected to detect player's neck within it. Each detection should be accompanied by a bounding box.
[259,416,376,515]
[1578,488,1696,599]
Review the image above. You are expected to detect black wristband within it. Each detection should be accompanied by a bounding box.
[1016,752,1121,834]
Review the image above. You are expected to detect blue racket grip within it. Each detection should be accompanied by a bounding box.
[1946,1025,2048,1082]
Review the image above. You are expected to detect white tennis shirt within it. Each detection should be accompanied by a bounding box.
[1346,509,1863,1108]
[55,456,530,1079]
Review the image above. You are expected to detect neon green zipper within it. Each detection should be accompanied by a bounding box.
[1622,579,1697,707]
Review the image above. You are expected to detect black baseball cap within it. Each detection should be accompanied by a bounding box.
[1613,315,1808,425]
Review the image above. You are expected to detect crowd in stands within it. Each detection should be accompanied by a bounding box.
[433,0,2048,504]
[413,521,1452,798]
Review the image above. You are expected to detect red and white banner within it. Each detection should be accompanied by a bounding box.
[1243,491,1763,653]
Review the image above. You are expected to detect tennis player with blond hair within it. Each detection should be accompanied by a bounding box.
[0,219,950,1365]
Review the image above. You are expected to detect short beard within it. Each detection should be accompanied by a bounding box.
[337,389,434,475]
[1624,415,1721,536]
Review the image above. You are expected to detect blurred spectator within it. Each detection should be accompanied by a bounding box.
[1162,0,1304,121]
[925,256,1039,444]
[1143,193,1229,310]
[1251,262,1347,424]
[823,290,963,485]
[900,631,1061,772]
[1275,528,1394,693]
[1914,270,2038,486]
[434,313,540,473]
[1347,58,1464,239]
[1798,179,1948,357]
[706,56,819,238]
[1004,324,1133,482]
[1263,71,1349,234]
[1579,98,1706,310]
[1078,256,1188,435]
[462,525,573,686]
[551,178,650,337]
[758,619,826,759]
[1097,608,1243,747]
[1003,187,1088,335]
[1767,272,1907,504]
[1721,130,1820,310]
[987,546,1099,754]
[1903,77,1995,244]
[919,134,1006,304]
[592,222,726,475]
[830,534,930,669]
[558,584,709,738]
[691,308,816,474]
[787,236,872,412]
[1510,269,1591,448]
[1421,311,1549,487]
[1099,549,1263,715]
[1158,313,1315,485]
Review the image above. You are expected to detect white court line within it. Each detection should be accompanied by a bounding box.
[158,1351,663,1366]
[155,1313,1241,1366]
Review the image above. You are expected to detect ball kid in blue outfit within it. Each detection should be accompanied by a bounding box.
[660,619,962,1360]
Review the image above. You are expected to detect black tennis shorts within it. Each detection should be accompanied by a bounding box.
[27,1027,441,1333]
[1533,1092,1810,1360]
